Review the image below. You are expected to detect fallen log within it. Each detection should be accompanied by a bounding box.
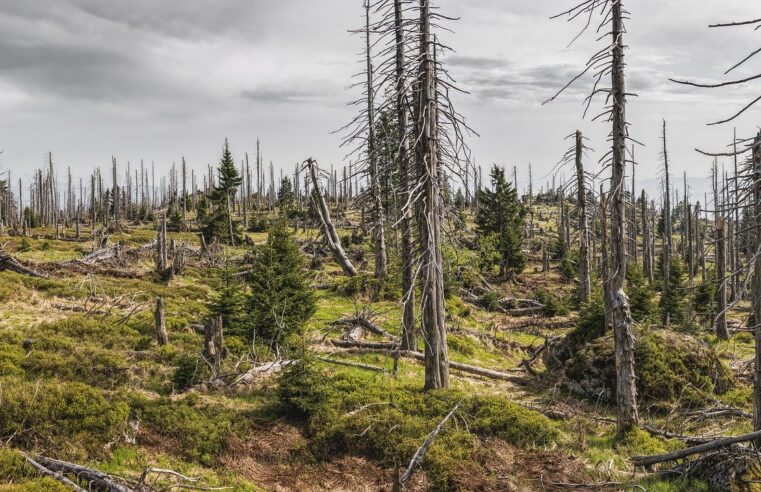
[631,429,761,467]
[33,456,133,492]
[0,251,49,278]
[686,406,752,420]
[24,455,87,492]
[331,340,399,350]
[316,356,385,373]
[330,340,525,383]
[230,360,297,386]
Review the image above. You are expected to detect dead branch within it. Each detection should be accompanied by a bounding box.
[398,400,462,486]
[631,429,761,467]
[0,250,49,278]
[23,455,87,492]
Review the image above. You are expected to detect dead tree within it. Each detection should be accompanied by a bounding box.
[716,218,729,339]
[155,297,168,346]
[394,0,417,350]
[642,191,654,283]
[204,315,225,377]
[415,0,448,390]
[672,18,761,445]
[548,0,639,436]
[304,158,358,276]
[661,120,673,320]
[155,215,168,274]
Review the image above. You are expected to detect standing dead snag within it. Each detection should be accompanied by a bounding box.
[716,218,729,340]
[415,0,449,390]
[204,315,225,377]
[548,0,639,436]
[394,0,417,351]
[304,158,358,277]
[364,0,388,281]
[575,130,591,303]
[155,297,168,346]
[608,0,639,437]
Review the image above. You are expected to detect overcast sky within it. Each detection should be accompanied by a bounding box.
[0,0,757,200]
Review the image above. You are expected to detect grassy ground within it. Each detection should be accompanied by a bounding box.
[0,209,750,491]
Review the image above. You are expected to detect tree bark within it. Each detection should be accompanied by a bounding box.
[305,159,358,277]
[575,130,591,304]
[415,0,448,390]
[716,218,728,340]
[609,1,639,437]
[395,0,417,351]
[155,297,168,346]
[364,1,387,281]
[204,315,225,377]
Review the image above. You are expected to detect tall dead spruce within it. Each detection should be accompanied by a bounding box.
[547,0,639,436]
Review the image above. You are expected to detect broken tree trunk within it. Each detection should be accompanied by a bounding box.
[716,218,729,340]
[204,315,225,377]
[155,297,168,346]
[0,251,49,278]
[575,130,591,303]
[305,158,358,277]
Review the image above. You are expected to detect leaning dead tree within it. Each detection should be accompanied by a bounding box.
[304,158,359,276]
[547,0,639,436]
[338,0,388,280]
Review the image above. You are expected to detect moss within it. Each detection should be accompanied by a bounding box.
[447,334,477,357]
[563,329,734,408]
[133,395,252,466]
[616,428,682,456]
[0,449,29,481]
[0,477,72,491]
[468,395,561,447]
[21,347,129,389]
[0,378,129,457]
[278,362,561,489]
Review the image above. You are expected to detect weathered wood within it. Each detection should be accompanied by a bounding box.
[34,456,133,492]
[0,251,49,278]
[24,455,87,492]
[203,315,225,377]
[304,158,358,277]
[398,401,461,486]
[632,429,761,467]
[155,296,168,346]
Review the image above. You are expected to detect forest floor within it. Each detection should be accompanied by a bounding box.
[0,207,755,491]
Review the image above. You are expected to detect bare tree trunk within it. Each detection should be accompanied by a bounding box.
[716,218,728,340]
[204,315,225,377]
[155,297,168,346]
[575,130,591,304]
[364,1,387,280]
[642,191,653,283]
[662,121,672,322]
[609,1,638,437]
[416,0,448,390]
[395,0,416,351]
[305,159,358,276]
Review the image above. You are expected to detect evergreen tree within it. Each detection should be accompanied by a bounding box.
[277,177,295,212]
[246,220,315,349]
[208,264,248,335]
[202,140,243,245]
[475,165,526,280]
[626,263,656,322]
[659,255,688,327]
